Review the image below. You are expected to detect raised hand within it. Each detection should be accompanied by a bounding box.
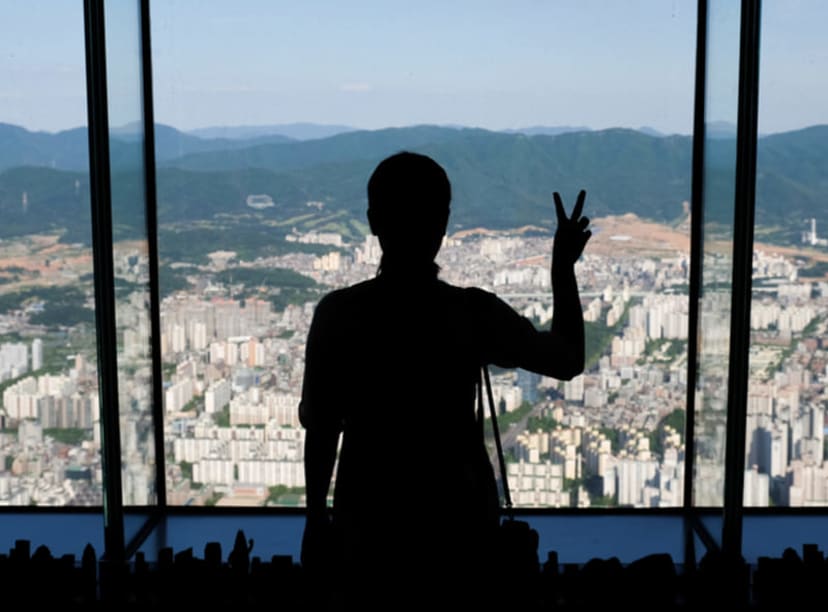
[553,190,591,270]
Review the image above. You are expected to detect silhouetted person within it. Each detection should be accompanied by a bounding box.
[300,151,591,608]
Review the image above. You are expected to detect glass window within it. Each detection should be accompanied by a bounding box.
[151,1,696,509]
[746,0,828,507]
[691,1,742,508]
[0,2,101,506]
[104,0,160,509]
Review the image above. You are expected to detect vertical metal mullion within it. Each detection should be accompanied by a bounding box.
[684,0,708,570]
[722,0,762,562]
[83,0,125,562]
[140,0,167,510]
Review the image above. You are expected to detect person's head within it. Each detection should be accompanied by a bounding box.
[367,151,451,271]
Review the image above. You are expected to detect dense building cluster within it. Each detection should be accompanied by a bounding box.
[1,226,826,510]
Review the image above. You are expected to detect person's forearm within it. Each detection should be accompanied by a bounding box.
[550,262,585,377]
[304,427,339,521]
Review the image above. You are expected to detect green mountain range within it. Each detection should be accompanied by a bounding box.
[0,123,825,254]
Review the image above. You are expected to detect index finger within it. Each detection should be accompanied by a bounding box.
[553,192,566,223]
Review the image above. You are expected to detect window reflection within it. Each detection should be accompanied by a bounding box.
[104,0,159,505]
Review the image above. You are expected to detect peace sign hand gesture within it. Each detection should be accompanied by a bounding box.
[553,190,592,271]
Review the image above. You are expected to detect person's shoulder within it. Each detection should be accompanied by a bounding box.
[436,281,503,313]
[316,278,377,310]
[439,281,497,302]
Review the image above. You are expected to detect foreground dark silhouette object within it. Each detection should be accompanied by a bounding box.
[299,151,591,607]
[0,536,825,607]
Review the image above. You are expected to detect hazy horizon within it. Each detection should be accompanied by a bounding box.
[6,119,828,140]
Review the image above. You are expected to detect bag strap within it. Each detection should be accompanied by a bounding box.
[478,365,514,517]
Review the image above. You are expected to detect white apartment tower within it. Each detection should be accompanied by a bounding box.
[31,338,43,371]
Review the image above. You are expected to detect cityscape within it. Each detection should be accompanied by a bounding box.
[2,201,826,509]
[4,8,828,610]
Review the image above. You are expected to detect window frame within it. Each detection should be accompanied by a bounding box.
[7,0,809,569]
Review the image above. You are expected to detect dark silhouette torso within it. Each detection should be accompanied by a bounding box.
[301,271,546,584]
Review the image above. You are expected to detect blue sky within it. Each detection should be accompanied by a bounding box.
[1,1,826,135]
